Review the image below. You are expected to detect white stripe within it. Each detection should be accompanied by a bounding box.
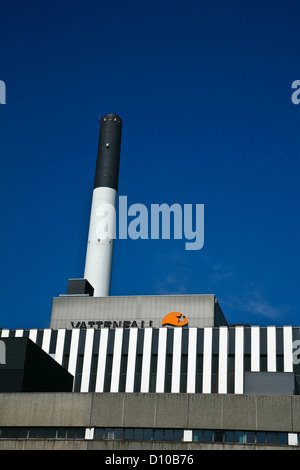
[84,187,117,297]
[140,328,153,393]
[29,329,38,343]
[55,329,66,365]
[251,326,260,372]
[110,329,123,392]
[171,328,182,393]
[15,329,24,337]
[156,328,167,393]
[218,327,228,394]
[84,428,94,440]
[80,329,95,392]
[125,328,138,392]
[95,329,109,392]
[1,330,9,337]
[68,329,80,381]
[202,327,212,393]
[186,328,197,393]
[283,326,293,372]
[267,326,276,372]
[234,326,244,394]
[183,430,193,442]
[41,329,52,353]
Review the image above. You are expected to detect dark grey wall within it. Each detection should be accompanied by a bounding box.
[245,372,295,395]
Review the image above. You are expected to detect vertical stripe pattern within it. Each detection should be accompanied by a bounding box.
[202,328,212,393]
[218,327,228,394]
[234,326,244,394]
[156,328,167,393]
[125,328,138,392]
[186,328,197,393]
[1,325,297,395]
[140,328,153,393]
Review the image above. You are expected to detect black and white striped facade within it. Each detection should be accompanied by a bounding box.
[2,326,300,395]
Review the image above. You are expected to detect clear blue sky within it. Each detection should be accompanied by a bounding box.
[0,0,300,329]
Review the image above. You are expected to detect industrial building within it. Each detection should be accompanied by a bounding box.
[0,114,300,451]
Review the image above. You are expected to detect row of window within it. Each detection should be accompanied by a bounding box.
[193,430,289,446]
[95,428,291,446]
[94,427,184,442]
[0,427,298,446]
[0,427,86,440]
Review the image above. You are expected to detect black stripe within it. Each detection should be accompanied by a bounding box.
[94,114,122,190]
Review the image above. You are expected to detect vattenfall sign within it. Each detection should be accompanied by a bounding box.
[70,312,189,329]
[71,320,153,329]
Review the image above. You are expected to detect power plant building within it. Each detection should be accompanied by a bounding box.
[1,115,300,451]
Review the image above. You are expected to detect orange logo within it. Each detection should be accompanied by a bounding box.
[161,312,188,327]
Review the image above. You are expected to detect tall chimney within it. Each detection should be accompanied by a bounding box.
[84,113,122,296]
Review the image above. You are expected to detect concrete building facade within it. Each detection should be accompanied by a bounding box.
[1,393,300,450]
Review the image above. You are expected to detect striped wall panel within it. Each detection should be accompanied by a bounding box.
[1,326,298,394]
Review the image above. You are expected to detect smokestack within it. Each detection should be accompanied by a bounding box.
[84,113,122,296]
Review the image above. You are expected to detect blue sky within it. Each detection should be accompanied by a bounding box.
[0,0,300,329]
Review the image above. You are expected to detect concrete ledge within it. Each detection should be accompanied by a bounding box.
[0,393,300,433]
[0,439,298,451]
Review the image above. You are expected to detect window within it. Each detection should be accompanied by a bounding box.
[38,428,49,439]
[244,354,251,372]
[245,431,255,444]
[164,429,174,441]
[144,429,154,441]
[103,354,113,392]
[67,428,76,439]
[8,428,27,439]
[28,428,38,439]
[214,431,223,443]
[195,355,203,393]
[76,428,85,439]
[114,428,123,440]
[276,355,284,373]
[193,430,202,442]
[224,431,234,443]
[212,355,219,393]
[203,430,213,442]
[89,354,99,392]
[237,431,245,443]
[119,354,128,392]
[277,432,288,445]
[134,354,143,392]
[227,356,235,393]
[104,428,115,440]
[173,430,183,442]
[0,429,9,439]
[57,428,67,439]
[180,354,188,393]
[74,354,84,392]
[149,355,157,392]
[256,432,266,444]
[154,429,164,441]
[260,355,267,372]
[165,354,172,393]
[124,428,134,440]
[94,428,104,440]
[134,428,143,440]
[266,432,277,445]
